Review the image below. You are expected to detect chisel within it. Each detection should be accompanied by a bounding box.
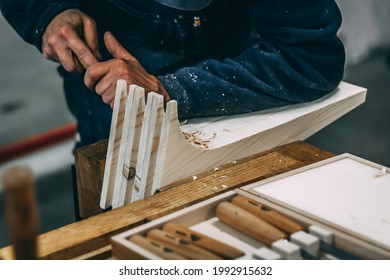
[216,201,286,245]
[231,197,359,259]
[147,228,222,260]
[231,195,304,234]
[129,234,188,260]
[3,166,39,260]
[163,222,244,259]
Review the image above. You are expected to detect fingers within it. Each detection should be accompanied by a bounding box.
[84,60,111,91]
[43,25,78,71]
[104,31,137,62]
[85,61,116,106]
[42,9,100,72]
[67,31,99,69]
[84,33,171,107]
[81,16,102,61]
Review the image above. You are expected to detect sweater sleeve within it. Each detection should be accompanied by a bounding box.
[158,0,346,120]
[0,0,80,51]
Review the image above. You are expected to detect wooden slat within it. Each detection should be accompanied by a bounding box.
[0,141,334,260]
[100,80,128,209]
[112,86,145,208]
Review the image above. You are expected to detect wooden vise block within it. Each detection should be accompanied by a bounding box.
[75,140,107,218]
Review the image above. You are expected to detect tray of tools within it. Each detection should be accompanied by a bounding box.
[111,153,390,260]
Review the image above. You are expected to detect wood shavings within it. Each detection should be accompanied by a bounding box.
[181,131,217,149]
[211,184,228,192]
[182,130,211,149]
[375,167,387,177]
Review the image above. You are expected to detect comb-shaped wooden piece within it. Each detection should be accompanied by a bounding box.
[101,80,366,211]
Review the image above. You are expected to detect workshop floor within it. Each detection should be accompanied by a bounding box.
[0,15,389,249]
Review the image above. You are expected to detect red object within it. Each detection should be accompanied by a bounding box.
[0,122,77,164]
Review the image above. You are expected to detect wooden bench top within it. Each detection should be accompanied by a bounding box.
[0,141,334,260]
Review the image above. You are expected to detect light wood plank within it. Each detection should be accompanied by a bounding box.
[153,82,366,191]
[143,93,164,199]
[130,92,154,202]
[99,80,128,209]
[130,92,164,201]
[112,86,145,208]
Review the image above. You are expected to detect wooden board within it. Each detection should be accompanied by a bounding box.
[153,82,366,192]
[0,141,334,259]
[103,81,366,210]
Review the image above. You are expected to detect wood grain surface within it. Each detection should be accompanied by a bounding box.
[0,141,334,260]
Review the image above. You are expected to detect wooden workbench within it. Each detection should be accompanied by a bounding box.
[0,141,334,260]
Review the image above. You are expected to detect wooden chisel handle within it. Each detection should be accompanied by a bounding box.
[3,166,39,260]
[147,229,222,260]
[231,195,304,234]
[129,234,188,260]
[216,201,286,245]
[163,222,244,259]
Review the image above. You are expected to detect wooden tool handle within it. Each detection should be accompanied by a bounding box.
[163,222,244,259]
[129,234,188,260]
[231,195,304,234]
[216,201,286,245]
[147,229,222,260]
[3,166,39,260]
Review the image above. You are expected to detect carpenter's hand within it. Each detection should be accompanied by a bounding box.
[42,9,101,72]
[84,31,170,108]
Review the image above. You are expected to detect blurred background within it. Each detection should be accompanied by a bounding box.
[0,1,389,248]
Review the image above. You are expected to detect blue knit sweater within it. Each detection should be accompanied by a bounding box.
[1,0,345,143]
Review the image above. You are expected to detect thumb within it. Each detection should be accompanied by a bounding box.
[104,31,137,61]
